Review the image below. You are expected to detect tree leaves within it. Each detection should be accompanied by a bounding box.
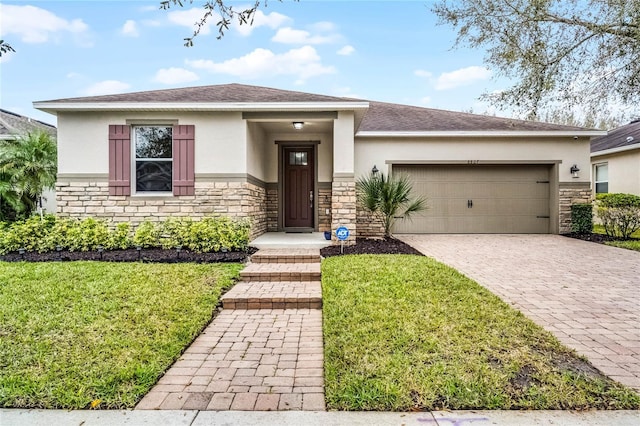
[433,0,640,119]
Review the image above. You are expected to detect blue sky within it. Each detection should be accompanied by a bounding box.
[1,0,507,125]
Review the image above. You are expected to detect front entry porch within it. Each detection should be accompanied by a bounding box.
[250,232,332,249]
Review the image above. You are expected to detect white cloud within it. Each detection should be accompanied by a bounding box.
[186,46,335,82]
[309,21,336,32]
[234,10,290,36]
[420,96,432,105]
[414,69,433,79]
[167,7,219,35]
[0,5,89,44]
[337,45,355,56]
[83,80,131,96]
[435,66,491,90]
[121,20,139,37]
[272,26,341,44]
[153,67,199,85]
[332,87,362,99]
[66,72,82,79]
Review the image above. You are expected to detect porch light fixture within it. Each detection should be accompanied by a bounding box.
[371,165,379,175]
[570,164,580,178]
[292,121,304,130]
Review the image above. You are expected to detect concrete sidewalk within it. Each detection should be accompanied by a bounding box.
[2,409,639,425]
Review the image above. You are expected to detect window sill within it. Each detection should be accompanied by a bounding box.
[131,192,174,200]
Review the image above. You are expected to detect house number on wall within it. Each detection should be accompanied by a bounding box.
[467,160,480,164]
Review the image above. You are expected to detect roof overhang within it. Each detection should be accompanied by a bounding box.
[356,130,606,138]
[591,142,640,158]
[33,101,370,114]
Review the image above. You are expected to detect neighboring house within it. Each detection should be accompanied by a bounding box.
[590,120,640,196]
[0,109,57,213]
[33,84,603,241]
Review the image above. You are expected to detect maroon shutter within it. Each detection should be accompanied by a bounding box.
[173,125,195,196]
[108,125,131,196]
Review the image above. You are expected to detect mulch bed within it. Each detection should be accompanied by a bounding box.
[0,247,258,263]
[563,232,638,244]
[321,237,423,258]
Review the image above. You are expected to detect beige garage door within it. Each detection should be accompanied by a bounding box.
[393,165,551,233]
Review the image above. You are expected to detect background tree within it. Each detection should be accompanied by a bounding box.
[356,172,426,238]
[433,0,640,120]
[0,40,14,57]
[0,131,57,221]
[161,0,294,46]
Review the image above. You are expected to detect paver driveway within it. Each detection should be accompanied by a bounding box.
[398,234,640,392]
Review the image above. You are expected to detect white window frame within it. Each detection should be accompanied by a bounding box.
[594,162,608,195]
[131,125,173,196]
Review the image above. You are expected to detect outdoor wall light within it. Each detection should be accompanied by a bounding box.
[371,165,379,175]
[570,164,580,178]
[292,121,304,130]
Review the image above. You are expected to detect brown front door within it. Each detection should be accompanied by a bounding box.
[284,147,314,230]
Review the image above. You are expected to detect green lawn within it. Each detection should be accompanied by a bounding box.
[0,261,242,409]
[322,255,640,411]
[593,224,640,251]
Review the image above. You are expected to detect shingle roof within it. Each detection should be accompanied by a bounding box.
[360,101,586,132]
[591,120,640,153]
[41,83,352,104]
[36,83,589,133]
[0,109,56,138]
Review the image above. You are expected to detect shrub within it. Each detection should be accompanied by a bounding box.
[570,203,593,234]
[0,214,56,254]
[356,172,426,237]
[66,218,110,251]
[188,217,251,252]
[106,222,133,250]
[132,220,160,249]
[596,193,640,239]
[160,217,193,249]
[0,215,251,255]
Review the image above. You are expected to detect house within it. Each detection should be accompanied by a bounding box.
[590,120,640,196]
[33,84,603,242]
[0,108,57,213]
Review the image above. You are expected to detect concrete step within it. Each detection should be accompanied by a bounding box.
[251,248,321,264]
[221,281,322,310]
[240,262,321,282]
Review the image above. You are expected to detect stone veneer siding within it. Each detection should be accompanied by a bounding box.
[318,184,332,233]
[56,177,268,240]
[356,209,385,238]
[558,182,592,234]
[266,185,278,232]
[330,180,357,244]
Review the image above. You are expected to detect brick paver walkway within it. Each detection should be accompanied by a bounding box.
[399,234,640,392]
[136,248,326,411]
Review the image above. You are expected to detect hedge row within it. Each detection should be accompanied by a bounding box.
[0,215,251,255]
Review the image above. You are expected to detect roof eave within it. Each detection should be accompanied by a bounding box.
[33,101,371,115]
[356,130,606,138]
[591,142,640,157]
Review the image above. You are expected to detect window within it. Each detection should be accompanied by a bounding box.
[289,151,308,165]
[595,163,608,194]
[134,126,172,192]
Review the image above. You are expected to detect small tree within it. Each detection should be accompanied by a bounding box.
[356,172,426,238]
[0,131,57,220]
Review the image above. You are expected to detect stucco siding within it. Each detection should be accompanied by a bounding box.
[57,111,247,175]
[591,150,640,195]
[354,136,591,183]
[247,121,267,181]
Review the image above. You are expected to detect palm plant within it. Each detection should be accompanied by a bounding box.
[356,171,426,238]
[0,131,57,220]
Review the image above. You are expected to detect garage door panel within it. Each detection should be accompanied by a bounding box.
[393,165,551,234]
